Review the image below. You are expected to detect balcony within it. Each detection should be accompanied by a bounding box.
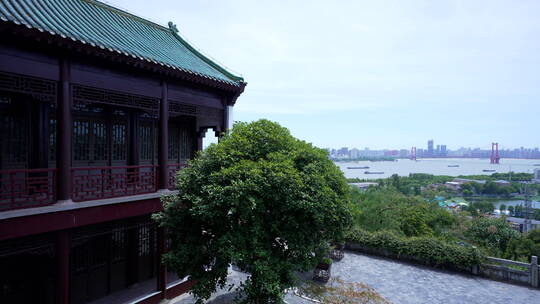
[0,163,192,212]
[167,163,187,190]
[0,168,57,211]
[72,165,159,202]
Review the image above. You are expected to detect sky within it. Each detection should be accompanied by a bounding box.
[106,0,540,150]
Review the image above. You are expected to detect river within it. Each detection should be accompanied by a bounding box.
[336,158,539,180]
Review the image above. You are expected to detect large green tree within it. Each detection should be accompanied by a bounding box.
[154,120,352,303]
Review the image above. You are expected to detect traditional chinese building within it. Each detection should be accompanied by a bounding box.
[0,0,245,303]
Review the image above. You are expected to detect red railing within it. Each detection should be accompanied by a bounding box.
[0,168,57,211]
[72,165,158,202]
[168,163,187,190]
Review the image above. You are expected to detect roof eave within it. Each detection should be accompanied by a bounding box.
[0,20,246,94]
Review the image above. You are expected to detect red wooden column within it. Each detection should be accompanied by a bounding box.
[56,58,72,203]
[56,230,70,304]
[158,81,169,190]
[157,226,167,298]
[196,129,206,151]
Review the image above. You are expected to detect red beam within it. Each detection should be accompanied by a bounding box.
[0,197,162,241]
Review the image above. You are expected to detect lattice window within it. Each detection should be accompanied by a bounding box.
[73,120,90,161]
[73,103,105,113]
[168,125,179,161]
[73,85,159,112]
[168,122,194,162]
[111,228,127,262]
[93,122,108,161]
[112,123,127,161]
[48,118,56,162]
[0,72,56,103]
[1,114,28,167]
[138,225,151,256]
[180,128,193,159]
[139,121,155,162]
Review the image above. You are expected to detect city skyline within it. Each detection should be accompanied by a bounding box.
[325,142,540,153]
[326,138,540,159]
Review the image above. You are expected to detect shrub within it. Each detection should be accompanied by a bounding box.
[346,228,483,268]
[465,217,520,254]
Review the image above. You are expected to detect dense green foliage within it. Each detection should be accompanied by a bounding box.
[464,217,521,255]
[349,186,456,238]
[346,229,483,268]
[347,176,537,262]
[349,172,539,198]
[504,230,540,262]
[463,201,495,216]
[460,181,517,196]
[459,172,533,182]
[154,120,352,303]
[348,173,454,196]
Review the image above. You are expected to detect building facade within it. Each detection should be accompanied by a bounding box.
[0,1,245,303]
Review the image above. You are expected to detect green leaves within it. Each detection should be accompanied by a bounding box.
[465,217,521,255]
[154,119,352,303]
[346,228,484,268]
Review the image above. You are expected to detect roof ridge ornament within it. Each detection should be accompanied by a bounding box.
[168,21,179,33]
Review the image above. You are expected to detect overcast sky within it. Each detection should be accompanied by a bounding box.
[107,0,540,150]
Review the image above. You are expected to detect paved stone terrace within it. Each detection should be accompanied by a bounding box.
[171,251,540,304]
[335,252,539,304]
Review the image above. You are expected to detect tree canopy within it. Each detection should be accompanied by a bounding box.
[154,119,352,303]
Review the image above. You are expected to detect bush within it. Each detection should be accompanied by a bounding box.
[465,217,520,255]
[346,229,483,268]
[321,257,333,265]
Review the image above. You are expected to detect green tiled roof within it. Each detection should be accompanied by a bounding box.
[0,0,244,86]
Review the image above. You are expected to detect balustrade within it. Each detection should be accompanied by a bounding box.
[0,168,57,210]
[71,165,158,202]
[167,163,187,190]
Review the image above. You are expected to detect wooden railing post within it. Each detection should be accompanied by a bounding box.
[531,256,538,288]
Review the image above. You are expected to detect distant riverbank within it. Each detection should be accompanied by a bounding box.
[336,158,539,180]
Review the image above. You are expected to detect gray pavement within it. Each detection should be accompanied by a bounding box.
[171,251,540,304]
[335,252,539,304]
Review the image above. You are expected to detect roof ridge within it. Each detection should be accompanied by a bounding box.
[86,0,243,82]
[83,0,170,33]
[168,22,244,83]
[0,0,245,86]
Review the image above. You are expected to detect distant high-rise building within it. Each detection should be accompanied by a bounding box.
[436,145,441,156]
[427,140,434,156]
[533,169,540,184]
[338,147,349,157]
[441,145,447,156]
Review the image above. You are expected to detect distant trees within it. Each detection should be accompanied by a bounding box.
[499,204,507,212]
[350,187,456,238]
[483,182,499,194]
[465,217,520,255]
[508,205,515,216]
[504,229,540,262]
[464,201,495,215]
